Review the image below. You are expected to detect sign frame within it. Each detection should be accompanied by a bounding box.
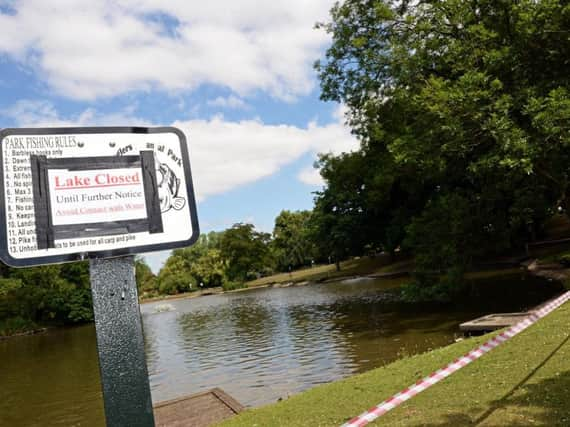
[0,126,200,267]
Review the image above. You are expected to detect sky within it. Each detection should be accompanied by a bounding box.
[0,0,359,272]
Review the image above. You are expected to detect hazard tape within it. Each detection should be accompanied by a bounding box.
[341,291,570,427]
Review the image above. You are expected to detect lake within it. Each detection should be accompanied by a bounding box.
[0,273,559,426]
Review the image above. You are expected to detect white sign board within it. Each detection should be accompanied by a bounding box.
[0,127,199,267]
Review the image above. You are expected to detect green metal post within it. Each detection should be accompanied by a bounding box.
[90,256,155,427]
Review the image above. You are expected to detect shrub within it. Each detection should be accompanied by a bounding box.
[559,254,570,267]
[222,281,247,292]
[159,273,197,295]
[0,316,37,336]
[401,268,467,303]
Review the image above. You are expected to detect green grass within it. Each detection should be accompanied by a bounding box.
[464,268,522,280]
[538,249,570,265]
[246,256,409,288]
[218,295,570,426]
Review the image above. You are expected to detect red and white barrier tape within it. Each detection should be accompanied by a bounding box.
[342,291,570,427]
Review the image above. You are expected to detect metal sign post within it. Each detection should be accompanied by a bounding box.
[90,256,155,427]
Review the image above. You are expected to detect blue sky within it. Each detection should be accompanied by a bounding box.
[0,0,358,271]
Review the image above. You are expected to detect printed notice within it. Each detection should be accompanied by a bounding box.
[0,127,199,266]
[48,168,147,226]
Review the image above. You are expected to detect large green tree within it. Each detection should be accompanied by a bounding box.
[272,210,316,271]
[315,0,570,292]
[220,223,271,281]
[190,248,226,287]
[157,231,225,294]
[135,257,158,296]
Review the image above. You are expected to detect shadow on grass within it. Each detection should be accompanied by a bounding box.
[417,333,570,427]
[473,369,570,426]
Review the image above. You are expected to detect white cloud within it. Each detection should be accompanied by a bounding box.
[0,0,335,100]
[2,100,359,200]
[2,100,359,273]
[176,116,358,201]
[207,95,248,110]
[298,167,324,186]
[1,100,153,127]
[332,103,350,123]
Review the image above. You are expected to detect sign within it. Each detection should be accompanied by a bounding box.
[47,166,148,226]
[0,127,199,267]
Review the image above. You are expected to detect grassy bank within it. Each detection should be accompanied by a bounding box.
[140,255,528,304]
[140,286,225,304]
[141,256,411,303]
[0,317,41,338]
[218,293,570,426]
[246,256,412,288]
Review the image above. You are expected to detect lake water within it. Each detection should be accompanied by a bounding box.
[0,274,559,426]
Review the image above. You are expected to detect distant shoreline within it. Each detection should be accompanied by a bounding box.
[0,327,49,340]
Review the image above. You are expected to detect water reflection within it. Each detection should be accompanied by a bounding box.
[142,278,426,406]
[141,274,560,407]
[142,281,403,406]
[0,325,105,427]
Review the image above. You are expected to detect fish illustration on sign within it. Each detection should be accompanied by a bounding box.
[156,162,186,213]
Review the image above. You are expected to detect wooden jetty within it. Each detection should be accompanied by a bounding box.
[460,292,566,334]
[154,388,244,427]
[460,312,530,334]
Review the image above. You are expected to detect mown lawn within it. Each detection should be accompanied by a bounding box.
[218,294,570,426]
[246,256,412,288]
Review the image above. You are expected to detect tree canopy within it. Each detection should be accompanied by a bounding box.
[220,223,272,281]
[0,261,93,334]
[314,0,570,291]
[271,210,316,271]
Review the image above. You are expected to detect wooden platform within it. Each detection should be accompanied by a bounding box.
[153,388,244,427]
[459,292,567,334]
[460,312,530,333]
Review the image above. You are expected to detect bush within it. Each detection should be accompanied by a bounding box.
[159,273,197,295]
[64,287,94,323]
[222,281,247,292]
[401,268,467,303]
[0,316,37,336]
[139,289,160,300]
[558,254,570,267]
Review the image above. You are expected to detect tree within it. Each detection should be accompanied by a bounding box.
[315,0,570,293]
[58,261,93,323]
[2,263,93,324]
[135,257,158,296]
[157,251,195,295]
[271,210,316,271]
[310,153,368,270]
[190,248,226,287]
[220,223,271,281]
[155,231,227,294]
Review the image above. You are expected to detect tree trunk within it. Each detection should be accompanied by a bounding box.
[335,260,341,271]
